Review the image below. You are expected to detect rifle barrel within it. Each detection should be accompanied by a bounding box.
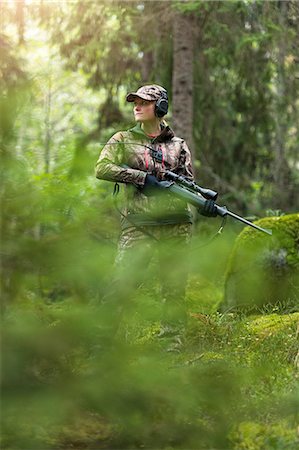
[216,206,272,235]
[166,183,272,236]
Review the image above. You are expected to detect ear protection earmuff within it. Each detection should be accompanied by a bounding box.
[155,88,169,118]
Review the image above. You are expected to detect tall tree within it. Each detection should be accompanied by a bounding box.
[172,6,195,162]
[16,0,25,45]
[271,0,295,209]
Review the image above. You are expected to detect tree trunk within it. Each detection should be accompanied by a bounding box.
[141,50,155,83]
[16,0,25,45]
[272,0,290,209]
[172,9,195,165]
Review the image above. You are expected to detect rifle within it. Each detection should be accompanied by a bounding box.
[157,171,272,236]
[98,141,272,236]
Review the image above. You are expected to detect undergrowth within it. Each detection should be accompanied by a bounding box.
[2,296,298,450]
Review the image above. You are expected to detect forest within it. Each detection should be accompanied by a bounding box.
[1,1,299,449]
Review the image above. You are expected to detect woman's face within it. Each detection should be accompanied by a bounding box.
[133,98,156,123]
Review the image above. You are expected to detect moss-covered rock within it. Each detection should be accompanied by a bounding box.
[219,214,299,313]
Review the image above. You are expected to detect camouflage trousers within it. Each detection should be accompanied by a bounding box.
[102,223,192,332]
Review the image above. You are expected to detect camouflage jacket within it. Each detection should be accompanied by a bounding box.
[95,123,194,228]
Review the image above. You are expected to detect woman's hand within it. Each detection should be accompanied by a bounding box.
[140,174,161,196]
[200,199,218,217]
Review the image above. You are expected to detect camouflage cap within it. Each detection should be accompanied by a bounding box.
[126,84,166,102]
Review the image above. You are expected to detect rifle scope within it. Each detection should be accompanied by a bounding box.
[164,171,218,201]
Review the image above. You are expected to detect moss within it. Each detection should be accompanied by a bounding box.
[230,420,299,450]
[220,214,299,313]
[247,313,299,336]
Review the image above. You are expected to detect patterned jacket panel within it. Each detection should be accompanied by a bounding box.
[95,131,147,186]
[95,124,194,220]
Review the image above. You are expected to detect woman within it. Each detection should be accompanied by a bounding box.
[95,84,197,235]
[95,84,215,344]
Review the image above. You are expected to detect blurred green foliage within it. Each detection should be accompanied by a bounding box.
[1,2,299,449]
[2,299,299,449]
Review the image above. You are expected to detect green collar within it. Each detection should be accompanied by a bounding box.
[128,122,174,143]
[128,123,151,140]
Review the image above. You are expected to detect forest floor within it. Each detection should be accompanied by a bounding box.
[2,268,299,450]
